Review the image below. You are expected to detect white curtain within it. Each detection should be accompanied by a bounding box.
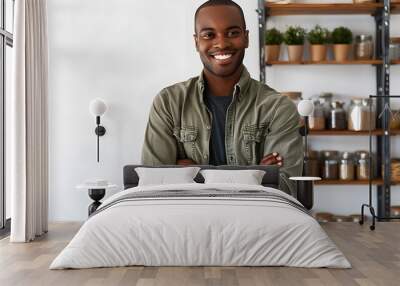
[10,0,49,242]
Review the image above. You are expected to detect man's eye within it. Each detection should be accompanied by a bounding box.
[227,30,240,37]
[201,32,214,39]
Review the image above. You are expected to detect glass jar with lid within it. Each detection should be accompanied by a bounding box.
[348,98,376,131]
[355,35,373,60]
[318,92,333,118]
[356,151,370,180]
[309,100,325,130]
[389,37,400,61]
[321,150,339,180]
[362,98,376,130]
[328,101,347,130]
[339,152,355,181]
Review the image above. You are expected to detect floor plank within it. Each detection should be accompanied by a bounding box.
[0,222,399,286]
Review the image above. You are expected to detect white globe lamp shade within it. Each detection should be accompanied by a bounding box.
[297,100,314,117]
[89,98,107,117]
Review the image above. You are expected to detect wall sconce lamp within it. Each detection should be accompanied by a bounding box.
[297,99,315,173]
[292,99,319,211]
[89,98,107,162]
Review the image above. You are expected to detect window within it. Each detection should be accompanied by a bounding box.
[0,0,14,233]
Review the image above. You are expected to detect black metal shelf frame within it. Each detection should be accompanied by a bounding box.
[375,1,391,220]
[361,95,400,230]
[257,0,395,220]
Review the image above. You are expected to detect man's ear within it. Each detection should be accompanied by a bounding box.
[194,34,199,52]
[245,30,249,48]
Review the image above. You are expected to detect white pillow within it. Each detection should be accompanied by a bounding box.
[135,167,201,186]
[200,169,266,185]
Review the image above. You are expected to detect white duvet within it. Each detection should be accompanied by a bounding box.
[50,183,351,269]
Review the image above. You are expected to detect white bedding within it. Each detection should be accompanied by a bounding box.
[50,183,351,269]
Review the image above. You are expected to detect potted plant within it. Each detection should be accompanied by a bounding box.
[265,28,283,62]
[283,26,306,62]
[331,26,353,62]
[307,25,330,62]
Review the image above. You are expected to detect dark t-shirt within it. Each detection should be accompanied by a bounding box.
[204,89,233,165]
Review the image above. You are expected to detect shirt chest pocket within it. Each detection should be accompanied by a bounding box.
[173,126,198,160]
[179,128,197,142]
[242,123,270,164]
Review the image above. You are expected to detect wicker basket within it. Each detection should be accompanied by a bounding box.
[382,159,400,182]
[390,110,400,129]
[349,214,366,223]
[315,213,366,223]
[315,212,334,223]
[391,206,400,216]
[333,215,352,222]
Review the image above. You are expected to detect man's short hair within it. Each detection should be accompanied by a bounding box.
[194,0,247,32]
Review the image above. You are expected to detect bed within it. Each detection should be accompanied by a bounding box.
[50,165,350,269]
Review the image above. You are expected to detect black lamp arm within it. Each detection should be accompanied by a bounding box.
[304,116,309,162]
[94,116,106,162]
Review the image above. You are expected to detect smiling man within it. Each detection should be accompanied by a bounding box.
[141,0,303,196]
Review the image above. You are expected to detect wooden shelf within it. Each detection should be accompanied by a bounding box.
[265,3,383,16]
[392,60,400,65]
[266,60,382,65]
[315,179,388,186]
[309,129,400,136]
[392,4,400,14]
[315,179,399,186]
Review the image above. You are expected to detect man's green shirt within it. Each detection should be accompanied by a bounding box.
[141,67,303,197]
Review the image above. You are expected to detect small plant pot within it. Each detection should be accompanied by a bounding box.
[265,45,281,62]
[287,45,304,62]
[333,44,352,62]
[310,45,327,62]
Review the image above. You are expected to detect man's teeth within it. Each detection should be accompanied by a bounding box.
[214,54,232,60]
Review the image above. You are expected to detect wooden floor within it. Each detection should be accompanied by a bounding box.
[0,222,399,286]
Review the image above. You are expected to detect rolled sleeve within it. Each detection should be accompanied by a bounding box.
[141,91,178,165]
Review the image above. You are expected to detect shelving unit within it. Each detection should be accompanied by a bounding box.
[309,129,400,136]
[265,2,400,15]
[315,179,391,185]
[266,60,382,65]
[392,4,400,14]
[257,0,395,217]
[265,3,383,16]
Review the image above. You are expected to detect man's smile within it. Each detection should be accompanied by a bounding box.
[209,51,235,64]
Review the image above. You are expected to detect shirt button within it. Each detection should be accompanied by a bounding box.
[206,125,211,130]
[204,155,208,159]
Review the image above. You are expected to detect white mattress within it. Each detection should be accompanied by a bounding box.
[50,183,351,269]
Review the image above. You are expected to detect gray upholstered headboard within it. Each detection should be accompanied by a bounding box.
[123,165,280,190]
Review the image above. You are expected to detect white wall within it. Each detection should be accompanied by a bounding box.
[48,0,400,221]
[47,0,259,221]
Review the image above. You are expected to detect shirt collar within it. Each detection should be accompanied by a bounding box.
[197,66,251,103]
